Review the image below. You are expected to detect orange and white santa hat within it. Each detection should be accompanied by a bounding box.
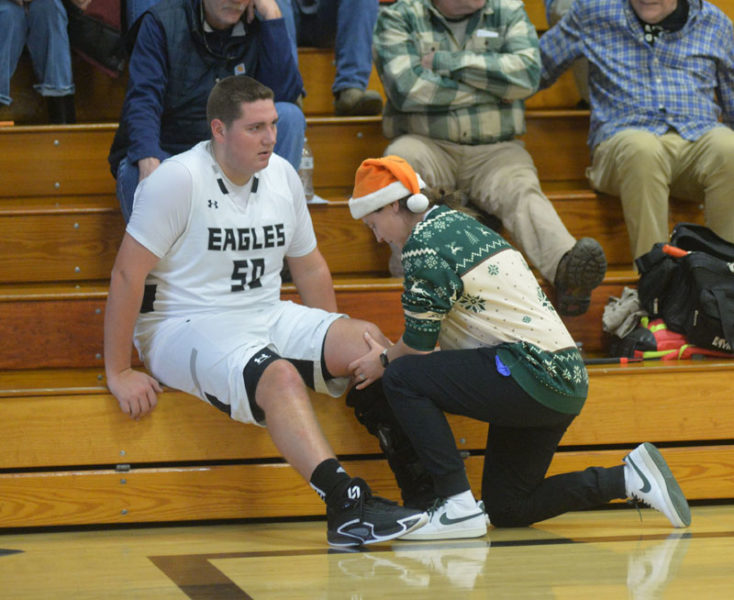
[349,155,430,219]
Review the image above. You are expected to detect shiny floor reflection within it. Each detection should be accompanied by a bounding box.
[2,504,734,599]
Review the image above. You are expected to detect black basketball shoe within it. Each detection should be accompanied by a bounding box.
[327,478,427,547]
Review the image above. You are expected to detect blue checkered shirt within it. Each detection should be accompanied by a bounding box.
[539,0,734,149]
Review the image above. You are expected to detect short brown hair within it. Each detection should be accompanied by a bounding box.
[206,75,274,128]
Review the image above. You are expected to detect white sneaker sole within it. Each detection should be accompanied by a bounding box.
[400,517,487,541]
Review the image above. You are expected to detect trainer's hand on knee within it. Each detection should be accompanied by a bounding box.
[108,368,163,420]
[347,332,386,390]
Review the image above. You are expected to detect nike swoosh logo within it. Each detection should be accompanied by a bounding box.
[439,511,484,526]
[627,457,652,494]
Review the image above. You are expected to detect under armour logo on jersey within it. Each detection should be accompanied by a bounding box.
[208,199,219,209]
[347,485,361,500]
[253,352,272,365]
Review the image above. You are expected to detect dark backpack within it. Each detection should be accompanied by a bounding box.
[635,223,734,354]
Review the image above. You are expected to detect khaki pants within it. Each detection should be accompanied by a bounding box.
[587,127,734,261]
[386,134,576,282]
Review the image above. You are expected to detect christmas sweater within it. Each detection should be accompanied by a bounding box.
[401,205,587,414]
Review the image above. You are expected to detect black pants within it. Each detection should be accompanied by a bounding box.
[382,347,626,527]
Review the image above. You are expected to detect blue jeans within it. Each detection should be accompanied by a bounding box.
[277,0,378,93]
[116,101,306,222]
[0,0,74,105]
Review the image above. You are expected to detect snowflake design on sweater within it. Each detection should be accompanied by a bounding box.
[536,286,555,312]
[487,263,499,276]
[459,294,485,313]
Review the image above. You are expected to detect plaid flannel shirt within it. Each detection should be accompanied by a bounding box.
[539,0,734,150]
[373,0,541,144]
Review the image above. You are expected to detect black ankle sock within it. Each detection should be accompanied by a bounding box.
[310,458,352,507]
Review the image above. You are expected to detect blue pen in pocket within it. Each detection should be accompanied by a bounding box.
[495,354,511,376]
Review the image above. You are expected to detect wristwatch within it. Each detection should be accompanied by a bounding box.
[379,348,390,368]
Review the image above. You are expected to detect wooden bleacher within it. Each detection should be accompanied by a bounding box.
[2,1,734,528]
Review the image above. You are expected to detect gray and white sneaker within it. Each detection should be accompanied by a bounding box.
[400,498,487,541]
[623,443,691,528]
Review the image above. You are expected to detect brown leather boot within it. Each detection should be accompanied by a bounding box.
[334,88,383,116]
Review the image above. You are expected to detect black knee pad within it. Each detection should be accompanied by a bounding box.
[243,347,283,422]
[346,382,435,510]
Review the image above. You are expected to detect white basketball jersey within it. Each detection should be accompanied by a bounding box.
[128,142,317,317]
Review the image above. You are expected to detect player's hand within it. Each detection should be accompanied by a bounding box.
[347,331,386,390]
[107,368,163,420]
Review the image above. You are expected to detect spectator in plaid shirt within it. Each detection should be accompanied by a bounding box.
[373,0,607,317]
[539,0,734,263]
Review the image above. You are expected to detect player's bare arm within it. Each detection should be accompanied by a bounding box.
[104,234,163,419]
[286,248,338,312]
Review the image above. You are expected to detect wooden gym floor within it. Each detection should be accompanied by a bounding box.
[1,504,733,599]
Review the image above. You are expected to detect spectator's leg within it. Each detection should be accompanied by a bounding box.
[310,0,380,115]
[26,0,75,123]
[115,156,139,223]
[587,129,672,261]
[330,0,377,94]
[465,141,605,315]
[465,141,576,282]
[670,127,734,245]
[274,101,306,170]
[0,0,27,108]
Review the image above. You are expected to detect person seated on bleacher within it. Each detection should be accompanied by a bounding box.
[543,0,589,107]
[539,0,734,263]
[104,75,429,547]
[0,0,89,124]
[108,0,306,223]
[373,0,607,317]
[275,0,383,116]
[347,155,692,539]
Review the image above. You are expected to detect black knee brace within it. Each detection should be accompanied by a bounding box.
[346,381,435,510]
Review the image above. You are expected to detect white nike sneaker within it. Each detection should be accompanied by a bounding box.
[623,443,691,528]
[399,498,487,541]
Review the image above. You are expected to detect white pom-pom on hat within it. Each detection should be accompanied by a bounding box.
[406,192,429,213]
[349,155,429,219]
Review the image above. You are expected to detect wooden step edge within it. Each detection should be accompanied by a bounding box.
[0,367,107,398]
[0,123,118,134]
[0,277,407,303]
[0,281,110,302]
[0,108,591,136]
[0,196,118,216]
[0,266,637,304]
[584,358,734,376]
[3,358,734,400]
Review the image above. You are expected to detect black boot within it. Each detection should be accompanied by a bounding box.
[346,382,435,510]
[47,95,76,124]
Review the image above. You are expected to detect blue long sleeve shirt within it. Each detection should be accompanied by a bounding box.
[538,0,734,150]
[120,1,303,167]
